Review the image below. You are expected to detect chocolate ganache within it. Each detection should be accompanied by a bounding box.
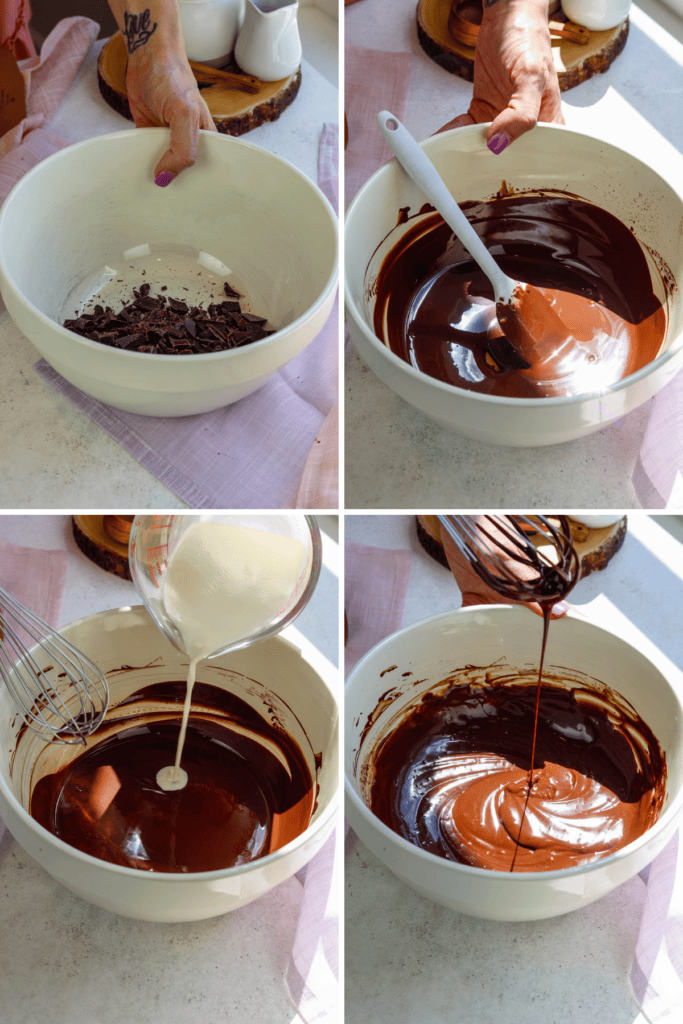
[367,517,666,872]
[368,665,666,872]
[31,681,315,873]
[372,191,668,398]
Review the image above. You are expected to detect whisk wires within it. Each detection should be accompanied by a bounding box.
[437,515,579,604]
[0,585,109,744]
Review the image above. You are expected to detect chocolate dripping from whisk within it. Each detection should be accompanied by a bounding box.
[453,515,581,871]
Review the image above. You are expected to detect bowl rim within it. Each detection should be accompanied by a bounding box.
[0,603,339,882]
[344,603,683,882]
[344,121,683,408]
[0,127,339,365]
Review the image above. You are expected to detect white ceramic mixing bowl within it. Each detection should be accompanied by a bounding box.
[345,605,683,921]
[345,123,683,446]
[0,606,338,922]
[0,129,337,416]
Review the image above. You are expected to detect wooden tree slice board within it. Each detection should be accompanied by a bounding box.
[72,515,132,581]
[416,515,627,580]
[416,0,629,91]
[97,33,301,136]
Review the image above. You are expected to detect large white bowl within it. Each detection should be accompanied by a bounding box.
[345,605,683,921]
[0,606,338,922]
[0,129,338,416]
[345,123,683,446]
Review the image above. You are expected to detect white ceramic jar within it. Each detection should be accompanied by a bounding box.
[570,514,625,528]
[178,0,244,67]
[234,0,302,82]
[561,0,631,31]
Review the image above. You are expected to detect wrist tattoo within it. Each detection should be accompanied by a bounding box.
[123,9,158,54]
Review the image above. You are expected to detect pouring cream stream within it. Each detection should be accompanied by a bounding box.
[156,522,305,791]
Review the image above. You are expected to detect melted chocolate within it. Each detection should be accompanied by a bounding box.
[373,192,668,397]
[369,666,666,872]
[30,681,314,873]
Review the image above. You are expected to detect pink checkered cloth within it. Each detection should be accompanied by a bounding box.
[0,538,68,846]
[344,44,412,209]
[345,541,412,676]
[0,17,99,203]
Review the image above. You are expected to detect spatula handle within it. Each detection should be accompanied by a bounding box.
[377,111,514,303]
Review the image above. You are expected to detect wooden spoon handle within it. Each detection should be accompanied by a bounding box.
[549,20,590,44]
[189,60,261,94]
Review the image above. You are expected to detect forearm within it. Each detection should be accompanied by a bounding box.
[106,0,184,55]
[482,0,549,18]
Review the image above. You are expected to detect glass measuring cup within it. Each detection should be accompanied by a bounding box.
[129,514,322,660]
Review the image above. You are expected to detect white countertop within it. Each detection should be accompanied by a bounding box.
[344,0,683,509]
[0,38,338,510]
[345,512,683,1024]
[0,514,339,1024]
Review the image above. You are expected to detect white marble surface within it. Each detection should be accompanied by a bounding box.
[345,512,683,1024]
[0,38,338,511]
[344,0,683,509]
[0,515,339,1024]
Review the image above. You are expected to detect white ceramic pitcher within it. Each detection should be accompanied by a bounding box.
[234,0,302,82]
[178,0,244,67]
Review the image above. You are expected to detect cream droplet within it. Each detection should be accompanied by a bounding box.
[157,765,188,791]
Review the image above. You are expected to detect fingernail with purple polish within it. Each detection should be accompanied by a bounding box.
[155,171,175,188]
[487,132,510,155]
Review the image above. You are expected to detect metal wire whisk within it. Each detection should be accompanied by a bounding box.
[437,515,580,605]
[0,585,109,744]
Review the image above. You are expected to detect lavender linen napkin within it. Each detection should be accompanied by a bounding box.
[634,377,683,508]
[0,538,68,845]
[35,124,339,510]
[631,828,683,1020]
[344,44,412,209]
[345,541,412,676]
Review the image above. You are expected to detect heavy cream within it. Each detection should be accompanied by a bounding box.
[156,522,306,791]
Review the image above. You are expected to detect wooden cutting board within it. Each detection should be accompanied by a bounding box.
[97,32,301,136]
[416,0,629,91]
[416,515,627,579]
[72,515,132,580]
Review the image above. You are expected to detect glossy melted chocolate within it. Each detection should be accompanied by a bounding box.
[369,666,666,872]
[373,192,668,398]
[31,681,314,873]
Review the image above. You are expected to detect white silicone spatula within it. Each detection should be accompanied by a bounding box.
[376,112,571,369]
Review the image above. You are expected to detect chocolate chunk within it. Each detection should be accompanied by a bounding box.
[63,280,273,356]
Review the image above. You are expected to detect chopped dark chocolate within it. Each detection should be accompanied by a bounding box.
[63,281,275,355]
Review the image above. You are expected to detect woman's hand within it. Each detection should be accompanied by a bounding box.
[441,516,570,618]
[108,2,217,184]
[437,0,563,153]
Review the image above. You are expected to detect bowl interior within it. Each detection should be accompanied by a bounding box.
[0,129,337,337]
[345,125,683,377]
[1,606,338,856]
[346,607,683,829]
